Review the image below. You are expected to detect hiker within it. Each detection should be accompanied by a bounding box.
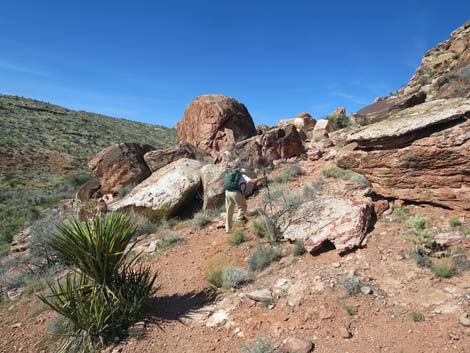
[224,168,266,233]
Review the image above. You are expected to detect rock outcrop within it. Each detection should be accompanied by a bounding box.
[353,22,470,126]
[109,158,202,218]
[278,112,316,131]
[144,143,209,172]
[313,119,333,136]
[200,163,228,210]
[89,143,154,195]
[176,94,257,155]
[235,124,304,165]
[283,196,372,254]
[337,98,470,210]
[75,177,101,201]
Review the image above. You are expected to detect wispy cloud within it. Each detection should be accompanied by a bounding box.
[0,59,54,78]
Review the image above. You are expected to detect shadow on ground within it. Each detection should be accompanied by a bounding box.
[146,289,217,326]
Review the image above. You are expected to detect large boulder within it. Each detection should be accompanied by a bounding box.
[75,177,101,201]
[176,94,257,155]
[109,158,202,218]
[200,163,228,210]
[278,112,316,131]
[337,98,470,210]
[235,124,305,165]
[283,196,372,254]
[89,143,154,195]
[144,143,209,172]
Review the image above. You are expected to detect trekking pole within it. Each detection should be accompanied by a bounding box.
[263,170,274,214]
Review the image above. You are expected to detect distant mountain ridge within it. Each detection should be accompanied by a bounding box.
[0,93,176,191]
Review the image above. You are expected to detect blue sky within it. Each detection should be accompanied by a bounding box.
[0,1,468,127]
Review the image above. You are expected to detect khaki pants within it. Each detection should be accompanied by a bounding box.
[225,190,247,232]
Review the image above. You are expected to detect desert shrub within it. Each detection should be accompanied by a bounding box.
[38,212,156,352]
[431,260,455,278]
[449,217,462,228]
[159,231,182,250]
[411,312,423,322]
[293,240,306,256]
[222,266,250,289]
[191,210,212,230]
[228,230,247,246]
[129,211,158,238]
[29,211,65,265]
[64,173,93,188]
[241,337,280,353]
[346,306,357,316]
[327,114,353,130]
[452,253,470,273]
[117,183,136,198]
[258,184,305,243]
[322,166,370,189]
[402,215,434,249]
[409,248,432,268]
[274,164,304,183]
[340,275,363,296]
[248,246,280,272]
[208,270,223,288]
[393,206,410,221]
[204,254,232,288]
[251,218,269,238]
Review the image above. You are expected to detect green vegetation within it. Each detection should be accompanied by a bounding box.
[393,206,410,222]
[340,275,363,296]
[204,254,232,288]
[248,245,280,272]
[293,240,306,256]
[327,114,353,130]
[159,231,182,250]
[411,312,424,322]
[431,260,455,278]
[402,215,434,249]
[322,166,370,189]
[228,230,247,246]
[191,210,212,230]
[449,217,462,228]
[241,337,280,353]
[38,212,156,352]
[0,94,175,248]
[273,163,304,183]
[251,217,269,238]
[346,306,357,316]
[409,248,432,268]
[221,266,250,289]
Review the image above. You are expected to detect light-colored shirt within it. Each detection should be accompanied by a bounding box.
[239,174,254,195]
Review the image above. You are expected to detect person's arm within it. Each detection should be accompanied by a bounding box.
[247,175,267,186]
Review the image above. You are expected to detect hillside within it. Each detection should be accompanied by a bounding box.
[0,94,176,245]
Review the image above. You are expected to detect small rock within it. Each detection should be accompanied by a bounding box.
[448,332,460,340]
[339,326,352,339]
[281,337,314,353]
[245,289,273,302]
[361,286,372,295]
[7,288,23,301]
[459,312,470,327]
[332,262,341,268]
[206,309,229,327]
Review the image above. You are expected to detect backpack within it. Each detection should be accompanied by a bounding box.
[223,170,242,191]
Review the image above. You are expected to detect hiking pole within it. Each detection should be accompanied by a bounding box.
[263,170,274,214]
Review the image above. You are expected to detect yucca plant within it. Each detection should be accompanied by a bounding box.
[39,212,157,352]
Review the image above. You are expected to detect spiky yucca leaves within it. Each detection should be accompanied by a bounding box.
[39,212,156,352]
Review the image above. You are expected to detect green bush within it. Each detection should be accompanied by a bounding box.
[251,218,269,238]
[241,337,280,353]
[346,306,357,316]
[274,164,304,183]
[129,211,158,237]
[411,312,423,322]
[402,215,434,249]
[191,210,212,230]
[293,240,306,256]
[208,270,223,288]
[322,166,370,189]
[409,248,432,268]
[431,261,455,278]
[159,231,182,250]
[327,114,353,130]
[228,230,247,246]
[38,212,156,352]
[248,246,280,272]
[222,266,250,289]
[449,217,462,228]
[340,276,363,296]
[393,206,410,221]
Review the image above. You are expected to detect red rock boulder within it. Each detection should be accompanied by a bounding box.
[89,143,154,195]
[176,94,257,155]
[144,143,209,172]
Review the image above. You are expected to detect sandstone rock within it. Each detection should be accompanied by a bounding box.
[459,312,470,327]
[338,98,470,210]
[245,289,273,302]
[339,327,352,339]
[332,107,346,116]
[283,196,372,254]
[75,177,101,201]
[281,337,314,353]
[373,200,389,217]
[313,119,333,135]
[361,286,372,295]
[278,112,316,131]
[287,281,307,307]
[109,158,202,218]
[200,163,227,210]
[176,94,257,155]
[89,143,154,195]
[144,143,209,172]
[235,124,304,165]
